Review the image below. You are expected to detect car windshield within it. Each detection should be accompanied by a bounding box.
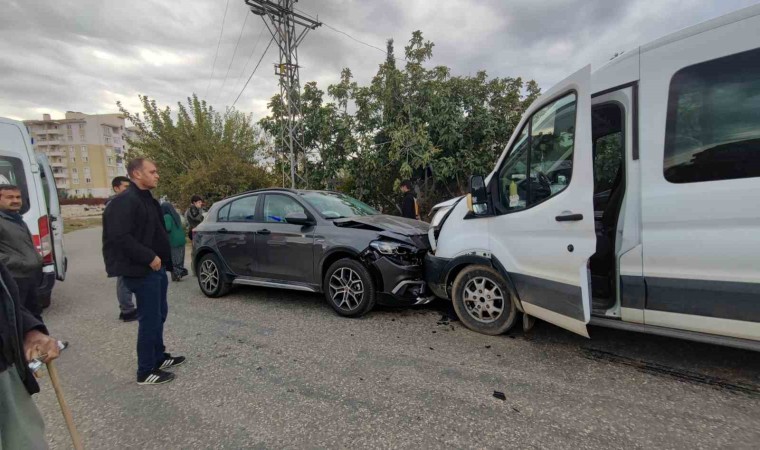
[301,192,378,219]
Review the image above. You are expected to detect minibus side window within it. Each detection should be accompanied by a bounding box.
[496,93,577,213]
[664,47,760,183]
[0,156,31,214]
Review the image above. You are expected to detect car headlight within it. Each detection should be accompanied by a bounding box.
[369,240,416,255]
[430,205,453,228]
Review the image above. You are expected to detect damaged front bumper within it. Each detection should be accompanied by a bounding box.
[362,243,435,306]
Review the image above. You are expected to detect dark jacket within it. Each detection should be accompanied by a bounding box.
[400,192,418,220]
[185,204,203,229]
[0,261,47,395]
[102,184,173,277]
[0,210,43,279]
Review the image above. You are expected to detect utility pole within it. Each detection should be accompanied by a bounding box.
[244,0,321,188]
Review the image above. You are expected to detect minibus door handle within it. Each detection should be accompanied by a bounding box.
[555,213,583,222]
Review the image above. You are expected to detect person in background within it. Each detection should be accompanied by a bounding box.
[0,260,61,449]
[106,176,137,322]
[161,202,187,282]
[399,180,420,220]
[0,185,44,321]
[185,195,204,241]
[102,159,185,385]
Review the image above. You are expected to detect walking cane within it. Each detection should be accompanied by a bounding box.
[47,359,84,450]
[30,341,84,450]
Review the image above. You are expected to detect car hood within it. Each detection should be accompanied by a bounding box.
[334,214,429,236]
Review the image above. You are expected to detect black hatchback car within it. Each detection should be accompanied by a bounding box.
[191,189,432,317]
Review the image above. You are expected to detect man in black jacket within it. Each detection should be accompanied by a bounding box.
[0,260,61,448]
[399,180,420,220]
[102,159,185,385]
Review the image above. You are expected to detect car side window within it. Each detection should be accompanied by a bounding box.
[227,195,258,222]
[217,203,231,222]
[664,47,760,183]
[497,92,577,212]
[263,194,306,223]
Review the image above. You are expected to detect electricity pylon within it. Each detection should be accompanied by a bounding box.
[244,0,321,188]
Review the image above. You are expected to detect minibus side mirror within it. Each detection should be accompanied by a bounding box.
[467,175,490,215]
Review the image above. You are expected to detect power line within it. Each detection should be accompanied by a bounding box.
[294,7,407,62]
[205,0,231,99]
[228,26,265,105]
[216,11,250,103]
[232,36,274,107]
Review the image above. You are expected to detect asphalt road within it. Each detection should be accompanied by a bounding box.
[35,227,760,449]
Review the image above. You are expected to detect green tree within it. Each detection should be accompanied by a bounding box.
[119,94,274,206]
[258,31,542,216]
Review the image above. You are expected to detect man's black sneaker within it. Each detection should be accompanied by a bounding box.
[137,369,175,385]
[158,354,186,370]
[119,310,138,322]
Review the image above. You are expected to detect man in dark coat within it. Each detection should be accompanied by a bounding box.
[102,159,185,385]
[0,185,44,320]
[0,260,61,449]
[399,180,420,220]
[105,176,137,322]
[184,195,204,241]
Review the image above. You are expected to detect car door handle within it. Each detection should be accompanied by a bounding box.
[218,228,229,234]
[555,213,583,222]
[256,229,271,235]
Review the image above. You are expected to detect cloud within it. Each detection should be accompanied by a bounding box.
[0,0,757,122]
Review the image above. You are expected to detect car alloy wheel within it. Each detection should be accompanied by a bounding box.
[197,253,231,297]
[323,258,376,318]
[462,276,505,323]
[329,267,364,311]
[200,259,219,294]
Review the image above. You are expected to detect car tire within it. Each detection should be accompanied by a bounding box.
[197,253,231,298]
[324,258,376,318]
[451,265,518,335]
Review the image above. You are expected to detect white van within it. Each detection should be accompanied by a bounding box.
[424,5,760,351]
[0,117,67,308]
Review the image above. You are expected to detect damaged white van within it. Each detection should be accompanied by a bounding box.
[424,5,760,351]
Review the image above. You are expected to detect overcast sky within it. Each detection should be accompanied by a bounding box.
[1,0,757,122]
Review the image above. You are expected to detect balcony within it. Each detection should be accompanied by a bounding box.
[55,181,69,189]
[47,148,65,157]
[50,160,67,168]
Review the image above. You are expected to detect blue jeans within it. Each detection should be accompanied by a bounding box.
[123,268,169,378]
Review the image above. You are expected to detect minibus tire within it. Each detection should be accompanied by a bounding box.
[451,265,518,335]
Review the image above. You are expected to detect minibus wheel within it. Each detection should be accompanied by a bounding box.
[451,265,517,335]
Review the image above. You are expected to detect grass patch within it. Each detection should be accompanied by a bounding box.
[65,217,102,234]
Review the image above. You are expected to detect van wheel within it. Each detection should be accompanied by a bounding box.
[451,265,517,335]
[197,253,231,298]
[324,259,376,318]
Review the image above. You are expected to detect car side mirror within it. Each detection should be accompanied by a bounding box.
[467,175,489,215]
[285,212,313,226]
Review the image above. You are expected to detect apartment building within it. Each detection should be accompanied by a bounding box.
[24,112,132,198]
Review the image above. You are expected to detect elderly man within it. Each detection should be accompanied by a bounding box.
[0,259,61,449]
[0,184,44,321]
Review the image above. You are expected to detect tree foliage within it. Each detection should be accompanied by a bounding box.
[119,94,274,206]
[259,31,541,214]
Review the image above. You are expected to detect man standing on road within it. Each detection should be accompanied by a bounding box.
[0,185,44,321]
[185,195,204,241]
[399,180,420,220]
[102,159,185,385]
[105,176,137,322]
[0,260,61,449]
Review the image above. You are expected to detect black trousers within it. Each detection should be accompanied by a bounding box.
[14,274,42,321]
